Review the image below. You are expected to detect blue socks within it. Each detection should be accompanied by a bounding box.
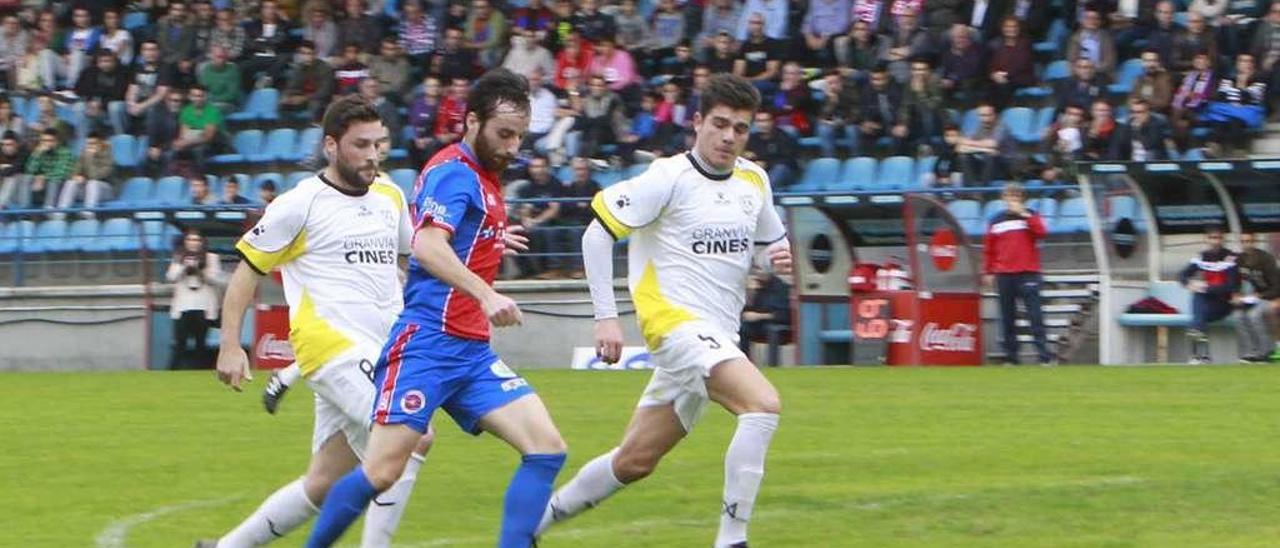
[305,467,378,548]
[499,453,567,548]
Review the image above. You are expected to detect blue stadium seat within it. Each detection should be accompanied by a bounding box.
[624,162,650,179]
[30,219,68,253]
[1053,197,1090,234]
[227,88,280,121]
[1108,59,1146,95]
[390,168,418,197]
[211,129,264,164]
[0,220,35,254]
[289,127,322,162]
[960,109,981,135]
[113,177,155,206]
[250,173,283,200]
[1042,60,1071,82]
[914,156,936,188]
[1107,195,1138,223]
[876,156,915,190]
[1001,107,1040,144]
[110,134,138,168]
[947,200,985,237]
[596,169,623,187]
[1034,19,1069,54]
[556,165,573,184]
[982,199,1005,224]
[796,157,841,192]
[837,157,877,191]
[284,170,312,191]
[251,128,297,163]
[1031,197,1059,232]
[122,11,149,30]
[1036,107,1056,135]
[62,219,100,252]
[83,218,137,253]
[154,176,189,205]
[142,221,180,252]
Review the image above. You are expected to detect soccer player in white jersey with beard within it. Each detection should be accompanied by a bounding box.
[196,96,436,548]
[537,73,792,548]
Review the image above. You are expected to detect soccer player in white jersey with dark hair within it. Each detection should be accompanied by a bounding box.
[196,95,436,547]
[537,73,791,548]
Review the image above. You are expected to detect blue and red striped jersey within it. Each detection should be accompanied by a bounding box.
[402,143,508,341]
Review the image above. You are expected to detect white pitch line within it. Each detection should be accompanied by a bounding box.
[95,496,242,548]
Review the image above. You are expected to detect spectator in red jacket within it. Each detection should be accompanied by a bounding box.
[433,76,469,148]
[983,182,1052,365]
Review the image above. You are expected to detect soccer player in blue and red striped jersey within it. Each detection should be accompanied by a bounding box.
[306,69,567,548]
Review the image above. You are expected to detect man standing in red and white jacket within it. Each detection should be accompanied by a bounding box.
[982,182,1052,365]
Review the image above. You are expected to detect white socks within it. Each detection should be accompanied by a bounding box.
[361,451,425,547]
[715,412,779,548]
[536,447,624,535]
[217,451,426,547]
[278,363,302,387]
[218,477,317,547]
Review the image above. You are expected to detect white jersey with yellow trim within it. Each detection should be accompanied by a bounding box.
[591,153,787,349]
[235,173,413,376]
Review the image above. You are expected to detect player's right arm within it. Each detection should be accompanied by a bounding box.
[216,262,261,391]
[413,226,522,326]
[217,192,307,390]
[412,166,521,327]
[581,162,675,360]
[582,220,623,362]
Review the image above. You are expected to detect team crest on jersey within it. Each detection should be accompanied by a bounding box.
[401,390,426,414]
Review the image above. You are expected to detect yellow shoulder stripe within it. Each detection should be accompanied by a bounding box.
[591,193,632,239]
[235,228,308,274]
[732,167,766,196]
[371,181,405,211]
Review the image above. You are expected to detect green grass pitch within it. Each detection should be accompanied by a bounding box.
[3,366,1279,547]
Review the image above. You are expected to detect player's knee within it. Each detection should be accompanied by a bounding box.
[747,390,782,415]
[532,432,568,455]
[364,459,407,492]
[612,448,658,483]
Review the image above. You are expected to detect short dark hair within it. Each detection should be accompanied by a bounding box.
[698,73,760,118]
[465,68,530,124]
[321,94,384,141]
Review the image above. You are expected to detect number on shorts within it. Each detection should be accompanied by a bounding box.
[358,359,376,385]
[697,334,721,349]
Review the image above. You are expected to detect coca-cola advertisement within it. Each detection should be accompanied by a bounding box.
[877,292,982,366]
[252,304,293,369]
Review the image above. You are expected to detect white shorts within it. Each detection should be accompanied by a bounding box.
[637,321,746,432]
[305,343,379,460]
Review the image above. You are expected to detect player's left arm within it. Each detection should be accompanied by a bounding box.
[753,178,792,275]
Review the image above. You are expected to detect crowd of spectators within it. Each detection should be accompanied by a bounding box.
[0,0,1279,277]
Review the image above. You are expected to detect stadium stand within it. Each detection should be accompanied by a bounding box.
[3,0,1280,370]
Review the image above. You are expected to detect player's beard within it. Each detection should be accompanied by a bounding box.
[336,157,378,190]
[475,120,514,173]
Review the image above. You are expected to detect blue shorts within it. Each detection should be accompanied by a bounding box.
[372,322,535,435]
